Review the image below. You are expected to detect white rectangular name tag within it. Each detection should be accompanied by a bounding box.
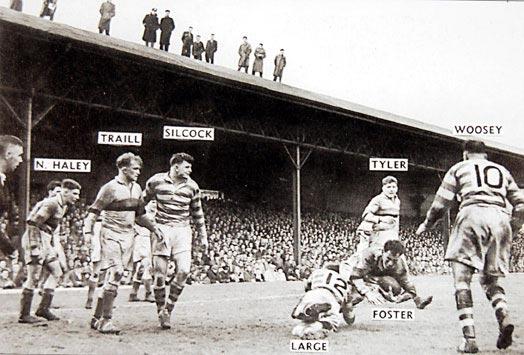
[163,126,214,141]
[452,125,503,137]
[372,308,414,321]
[34,158,91,172]
[369,158,408,171]
[97,131,142,146]
[290,340,329,352]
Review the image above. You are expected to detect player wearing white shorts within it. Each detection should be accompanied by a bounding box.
[19,179,81,324]
[143,153,208,329]
[291,265,354,339]
[84,219,103,309]
[129,201,155,302]
[36,180,65,294]
[84,153,162,334]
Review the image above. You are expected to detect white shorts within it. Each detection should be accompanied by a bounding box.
[152,224,192,258]
[90,222,102,263]
[133,234,152,263]
[292,288,342,329]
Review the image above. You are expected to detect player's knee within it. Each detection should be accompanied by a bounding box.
[155,275,165,288]
[176,270,189,283]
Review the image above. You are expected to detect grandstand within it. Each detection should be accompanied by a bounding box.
[1,7,523,264]
[2,7,524,355]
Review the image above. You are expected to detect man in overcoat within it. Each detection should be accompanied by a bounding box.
[98,0,115,36]
[252,43,266,77]
[205,34,218,64]
[237,37,251,73]
[143,8,160,48]
[159,10,175,52]
[273,49,287,82]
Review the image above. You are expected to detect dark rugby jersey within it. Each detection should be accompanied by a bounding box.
[88,176,143,237]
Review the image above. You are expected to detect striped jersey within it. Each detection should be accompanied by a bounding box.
[425,157,524,226]
[308,268,349,304]
[357,193,400,245]
[143,172,207,237]
[88,176,143,237]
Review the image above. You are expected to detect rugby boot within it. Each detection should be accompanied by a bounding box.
[18,288,43,324]
[496,323,514,350]
[158,308,171,330]
[414,295,433,309]
[144,292,155,303]
[97,318,121,335]
[457,338,479,353]
[90,317,100,330]
[35,289,60,321]
[85,297,93,309]
[302,321,328,340]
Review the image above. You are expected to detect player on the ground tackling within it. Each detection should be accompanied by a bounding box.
[291,264,355,340]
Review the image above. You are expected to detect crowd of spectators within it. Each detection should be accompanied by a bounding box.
[1,198,524,289]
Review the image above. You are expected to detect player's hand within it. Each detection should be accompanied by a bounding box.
[415,223,427,235]
[153,227,165,243]
[379,286,398,303]
[365,290,386,305]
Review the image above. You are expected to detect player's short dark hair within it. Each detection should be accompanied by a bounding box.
[463,140,486,154]
[383,240,405,255]
[46,180,62,192]
[170,153,194,166]
[0,135,23,155]
[116,152,143,169]
[382,176,398,185]
[61,179,81,190]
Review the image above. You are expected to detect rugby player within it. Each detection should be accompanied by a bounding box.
[36,180,64,295]
[143,153,208,329]
[0,135,23,258]
[356,176,401,252]
[129,201,156,303]
[84,153,163,334]
[416,140,524,353]
[84,217,102,309]
[291,263,355,340]
[19,179,81,323]
[347,240,433,309]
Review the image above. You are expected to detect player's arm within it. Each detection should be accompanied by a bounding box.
[135,208,164,242]
[349,252,384,304]
[506,172,524,228]
[141,176,157,205]
[84,184,113,235]
[190,186,208,248]
[27,201,56,256]
[417,168,457,234]
[361,196,382,224]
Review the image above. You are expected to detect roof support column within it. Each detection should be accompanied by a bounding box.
[23,89,34,222]
[284,144,312,266]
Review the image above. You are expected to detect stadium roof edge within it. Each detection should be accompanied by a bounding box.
[1,7,523,159]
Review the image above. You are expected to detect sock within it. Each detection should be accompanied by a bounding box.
[93,295,104,319]
[154,287,166,314]
[485,285,510,328]
[456,289,475,340]
[166,283,184,313]
[102,289,117,320]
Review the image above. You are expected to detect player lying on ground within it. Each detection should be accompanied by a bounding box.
[416,140,524,353]
[347,240,433,309]
[291,264,355,340]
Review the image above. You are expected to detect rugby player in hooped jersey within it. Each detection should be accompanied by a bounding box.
[84,153,164,334]
[142,152,208,330]
[356,176,401,252]
[291,262,355,340]
[416,140,524,353]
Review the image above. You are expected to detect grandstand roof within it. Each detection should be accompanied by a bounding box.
[0,7,522,160]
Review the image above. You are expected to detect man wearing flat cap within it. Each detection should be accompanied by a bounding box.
[143,8,160,48]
